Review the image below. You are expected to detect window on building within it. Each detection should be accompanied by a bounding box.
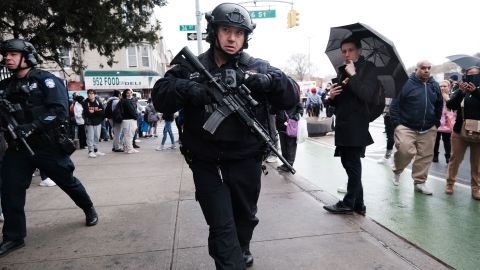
[59,47,71,68]
[128,46,137,67]
[141,46,150,67]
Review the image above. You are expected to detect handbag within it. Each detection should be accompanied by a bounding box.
[460,106,480,143]
[285,112,298,138]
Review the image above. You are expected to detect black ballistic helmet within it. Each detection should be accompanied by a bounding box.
[205,3,256,49]
[0,38,41,67]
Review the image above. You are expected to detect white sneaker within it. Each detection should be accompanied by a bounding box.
[155,146,165,151]
[135,139,141,143]
[0,213,4,222]
[337,183,347,193]
[95,151,106,156]
[133,149,139,153]
[39,178,57,187]
[414,183,433,195]
[126,149,136,154]
[392,173,400,186]
[170,144,176,149]
[88,152,97,158]
[266,156,278,163]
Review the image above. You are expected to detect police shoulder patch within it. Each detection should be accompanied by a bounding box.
[45,78,56,88]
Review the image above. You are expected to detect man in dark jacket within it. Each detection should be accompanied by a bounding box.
[389,60,442,195]
[151,3,299,269]
[323,36,378,215]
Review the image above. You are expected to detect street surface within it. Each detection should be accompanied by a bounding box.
[296,115,478,270]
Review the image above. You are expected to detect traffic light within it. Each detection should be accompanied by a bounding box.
[287,9,299,28]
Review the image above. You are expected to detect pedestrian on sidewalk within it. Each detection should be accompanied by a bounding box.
[322,36,378,215]
[433,80,456,164]
[156,112,175,150]
[273,102,303,172]
[151,3,299,268]
[444,66,480,199]
[145,98,160,137]
[119,89,138,154]
[389,60,442,194]
[106,90,124,152]
[0,39,98,258]
[73,95,87,149]
[83,89,106,158]
[378,98,395,164]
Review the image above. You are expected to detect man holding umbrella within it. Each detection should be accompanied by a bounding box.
[323,36,378,215]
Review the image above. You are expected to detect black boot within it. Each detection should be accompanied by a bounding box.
[84,206,98,226]
[0,240,25,258]
[242,249,254,267]
[432,153,439,163]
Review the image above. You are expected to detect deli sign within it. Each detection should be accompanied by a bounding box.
[84,70,161,90]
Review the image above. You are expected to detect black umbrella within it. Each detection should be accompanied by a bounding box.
[325,22,408,98]
[446,54,480,70]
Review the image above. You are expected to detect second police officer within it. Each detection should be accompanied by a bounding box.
[151,3,299,269]
[0,39,98,258]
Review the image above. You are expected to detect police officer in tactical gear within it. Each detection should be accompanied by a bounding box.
[0,39,98,258]
[151,3,299,269]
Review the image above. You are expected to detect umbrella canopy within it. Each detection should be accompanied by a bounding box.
[446,54,480,70]
[325,22,408,98]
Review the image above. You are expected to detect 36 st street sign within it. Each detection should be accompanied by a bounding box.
[179,25,196,31]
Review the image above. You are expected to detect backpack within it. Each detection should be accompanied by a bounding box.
[112,101,123,123]
[104,99,114,119]
[367,80,386,122]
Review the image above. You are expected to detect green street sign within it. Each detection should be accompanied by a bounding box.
[249,10,276,19]
[179,25,196,31]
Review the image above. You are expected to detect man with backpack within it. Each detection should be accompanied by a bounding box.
[105,90,123,152]
[323,36,379,215]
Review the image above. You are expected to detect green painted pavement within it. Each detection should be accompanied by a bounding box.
[294,140,480,270]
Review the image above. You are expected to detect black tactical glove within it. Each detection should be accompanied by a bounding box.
[188,82,213,106]
[245,73,272,93]
[15,122,38,138]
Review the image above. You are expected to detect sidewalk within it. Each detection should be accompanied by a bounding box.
[0,137,451,269]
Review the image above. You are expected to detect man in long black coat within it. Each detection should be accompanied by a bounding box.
[323,36,378,215]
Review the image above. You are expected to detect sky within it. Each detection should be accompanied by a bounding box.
[154,0,480,78]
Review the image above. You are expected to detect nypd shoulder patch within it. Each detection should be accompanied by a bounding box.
[45,78,56,88]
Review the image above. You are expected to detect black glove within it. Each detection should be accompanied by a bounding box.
[188,82,213,106]
[245,73,272,93]
[15,123,38,138]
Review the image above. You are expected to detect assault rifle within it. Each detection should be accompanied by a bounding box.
[171,46,295,174]
[0,94,35,156]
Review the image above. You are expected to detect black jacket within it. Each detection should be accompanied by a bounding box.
[82,98,105,126]
[151,48,300,160]
[390,73,442,131]
[0,68,68,146]
[330,56,376,147]
[446,87,480,133]
[120,98,137,120]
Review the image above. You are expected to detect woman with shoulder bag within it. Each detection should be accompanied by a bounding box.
[445,67,480,199]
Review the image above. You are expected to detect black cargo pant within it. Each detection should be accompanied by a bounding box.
[0,144,94,241]
[190,156,262,270]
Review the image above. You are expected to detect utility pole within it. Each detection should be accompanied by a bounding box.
[195,0,203,54]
